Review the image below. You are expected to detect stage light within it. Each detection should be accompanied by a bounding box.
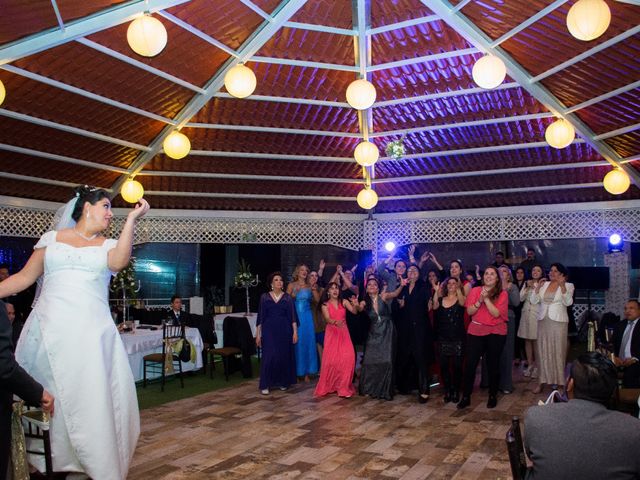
[384,241,396,252]
[608,233,623,253]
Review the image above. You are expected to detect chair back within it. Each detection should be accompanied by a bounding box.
[505,416,527,480]
[161,322,185,354]
[223,315,256,355]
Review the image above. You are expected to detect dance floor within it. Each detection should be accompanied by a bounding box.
[129,367,542,480]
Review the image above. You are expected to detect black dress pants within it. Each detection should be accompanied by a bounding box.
[462,333,506,398]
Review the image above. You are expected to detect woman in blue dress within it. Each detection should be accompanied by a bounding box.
[287,264,320,381]
[256,272,297,394]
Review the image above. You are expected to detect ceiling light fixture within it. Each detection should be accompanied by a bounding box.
[163,131,191,159]
[346,79,377,110]
[0,80,5,106]
[354,141,379,167]
[603,168,630,195]
[545,118,575,149]
[567,0,611,41]
[121,179,145,203]
[471,55,507,89]
[126,15,168,57]
[357,186,379,210]
[224,64,257,99]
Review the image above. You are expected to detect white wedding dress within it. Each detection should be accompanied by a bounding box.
[15,231,139,479]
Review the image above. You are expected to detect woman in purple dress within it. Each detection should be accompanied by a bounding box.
[256,272,298,395]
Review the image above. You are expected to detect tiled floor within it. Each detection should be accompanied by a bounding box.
[129,368,542,479]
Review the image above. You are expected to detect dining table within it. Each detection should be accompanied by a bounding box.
[120,326,204,382]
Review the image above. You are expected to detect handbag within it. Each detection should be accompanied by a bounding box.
[178,337,191,362]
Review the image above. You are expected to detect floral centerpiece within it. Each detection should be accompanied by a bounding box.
[234,258,259,314]
[111,257,139,301]
[385,137,405,160]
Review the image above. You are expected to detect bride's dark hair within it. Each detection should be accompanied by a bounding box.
[71,185,110,221]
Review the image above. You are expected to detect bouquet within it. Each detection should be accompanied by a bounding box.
[385,138,405,160]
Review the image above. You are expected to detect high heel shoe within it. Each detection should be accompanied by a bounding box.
[451,390,460,403]
[486,395,497,409]
[456,396,470,409]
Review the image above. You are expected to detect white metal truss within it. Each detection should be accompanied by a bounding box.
[0,0,191,65]
[490,0,569,47]
[368,47,478,72]
[426,0,640,188]
[367,15,440,35]
[109,0,311,196]
[0,108,151,151]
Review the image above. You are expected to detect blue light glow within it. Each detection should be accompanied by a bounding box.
[384,241,396,252]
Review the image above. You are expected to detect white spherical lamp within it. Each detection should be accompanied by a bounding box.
[567,0,611,41]
[545,118,575,149]
[603,169,630,195]
[127,15,167,57]
[356,187,379,210]
[346,79,377,110]
[472,55,507,89]
[0,80,5,106]
[224,64,257,99]
[163,131,191,159]
[354,141,379,167]
[121,179,144,203]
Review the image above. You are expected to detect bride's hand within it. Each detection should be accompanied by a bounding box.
[128,199,150,221]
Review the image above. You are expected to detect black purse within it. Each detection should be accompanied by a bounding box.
[178,337,191,362]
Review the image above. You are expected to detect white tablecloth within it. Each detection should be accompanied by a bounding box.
[213,313,257,348]
[120,326,203,381]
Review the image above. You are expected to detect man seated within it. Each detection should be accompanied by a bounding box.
[524,352,640,480]
[613,300,640,388]
[168,295,190,326]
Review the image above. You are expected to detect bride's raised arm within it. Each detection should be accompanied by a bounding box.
[107,199,150,272]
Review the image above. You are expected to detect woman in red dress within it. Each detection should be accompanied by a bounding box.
[314,282,361,398]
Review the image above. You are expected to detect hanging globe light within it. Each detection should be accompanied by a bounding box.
[603,168,630,195]
[163,131,191,159]
[567,0,611,41]
[472,55,507,89]
[354,141,379,167]
[545,118,575,149]
[224,64,257,99]
[127,15,168,57]
[346,79,377,110]
[121,179,145,203]
[0,80,5,106]
[357,187,379,210]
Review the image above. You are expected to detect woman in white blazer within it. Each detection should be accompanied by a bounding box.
[529,263,574,394]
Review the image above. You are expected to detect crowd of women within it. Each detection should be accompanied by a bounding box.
[256,250,575,410]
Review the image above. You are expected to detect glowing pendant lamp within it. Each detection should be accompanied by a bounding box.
[603,168,630,195]
[567,0,611,41]
[545,118,575,149]
[121,179,144,203]
[472,55,506,89]
[0,80,5,106]
[127,15,167,57]
[354,141,379,167]
[357,186,379,210]
[346,79,377,110]
[224,64,257,99]
[163,131,191,159]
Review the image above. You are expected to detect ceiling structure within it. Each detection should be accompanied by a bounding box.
[0,0,638,215]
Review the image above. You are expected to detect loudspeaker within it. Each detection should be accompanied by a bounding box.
[631,243,640,269]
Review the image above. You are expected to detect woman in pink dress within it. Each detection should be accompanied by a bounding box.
[314,282,361,398]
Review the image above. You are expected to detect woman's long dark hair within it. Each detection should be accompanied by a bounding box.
[319,281,340,313]
[71,185,110,222]
[363,276,380,313]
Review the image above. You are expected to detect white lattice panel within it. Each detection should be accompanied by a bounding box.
[2,204,639,251]
[604,252,630,318]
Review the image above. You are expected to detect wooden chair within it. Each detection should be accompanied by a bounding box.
[505,416,527,480]
[14,402,54,478]
[143,322,185,391]
[208,315,254,381]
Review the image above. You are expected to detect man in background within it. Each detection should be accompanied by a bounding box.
[524,352,640,479]
[613,300,640,388]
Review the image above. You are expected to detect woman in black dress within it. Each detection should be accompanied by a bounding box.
[433,277,466,403]
[358,276,404,400]
[396,264,434,403]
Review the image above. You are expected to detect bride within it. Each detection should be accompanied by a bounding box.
[0,185,149,479]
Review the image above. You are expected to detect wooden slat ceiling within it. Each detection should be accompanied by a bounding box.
[0,0,638,213]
